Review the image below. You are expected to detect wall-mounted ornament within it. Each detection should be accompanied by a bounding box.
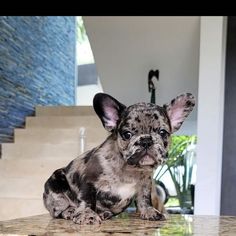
[148,69,159,104]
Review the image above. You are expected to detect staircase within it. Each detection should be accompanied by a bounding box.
[0,106,108,220]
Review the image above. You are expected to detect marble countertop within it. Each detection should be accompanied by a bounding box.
[0,213,236,235]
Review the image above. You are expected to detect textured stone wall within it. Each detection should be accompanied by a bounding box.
[0,16,76,143]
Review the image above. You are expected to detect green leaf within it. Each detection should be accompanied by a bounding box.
[154,135,197,209]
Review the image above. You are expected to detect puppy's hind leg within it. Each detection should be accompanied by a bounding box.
[43,192,70,218]
[43,191,90,221]
[43,168,76,219]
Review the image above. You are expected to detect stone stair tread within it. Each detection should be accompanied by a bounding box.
[1,142,98,160]
[14,127,108,144]
[0,198,47,221]
[0,159,71,178]
[0,176,47,199]
[25,116,102,128]
[36,105,96,116]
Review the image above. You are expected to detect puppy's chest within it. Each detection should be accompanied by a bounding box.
[96,181,137,213]
[113,182,137,199]
[95,172,137,201]
[97,179,137,200]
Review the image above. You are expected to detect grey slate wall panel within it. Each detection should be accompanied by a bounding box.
[0,16,76,143]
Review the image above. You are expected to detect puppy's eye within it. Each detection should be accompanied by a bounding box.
[159,129,169,138]
[122,131,133,140]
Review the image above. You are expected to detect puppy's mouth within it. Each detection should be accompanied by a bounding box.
[139,154,155,166]
[127,150,156,166]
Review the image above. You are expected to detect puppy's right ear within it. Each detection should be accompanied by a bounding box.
[93,93,126,132]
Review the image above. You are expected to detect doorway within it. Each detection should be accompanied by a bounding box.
[76,16,103,105]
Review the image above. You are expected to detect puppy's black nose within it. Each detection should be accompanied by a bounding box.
[140,137,153,149]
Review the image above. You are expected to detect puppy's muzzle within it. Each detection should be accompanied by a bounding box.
[127,150,156,166]
[127,137,156,166]
[139,137,154,149]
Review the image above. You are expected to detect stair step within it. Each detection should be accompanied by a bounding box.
[0,177,46,199]
[0,159,71,178]
[25,116,102,128]
[0,198,47,221]
[0,105,109,220]
[14,128,108,144]
[36,105,96,116]
[1,142,98,160]
[0,160,74,211]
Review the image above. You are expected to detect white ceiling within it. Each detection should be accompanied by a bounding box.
[83,16,200,124]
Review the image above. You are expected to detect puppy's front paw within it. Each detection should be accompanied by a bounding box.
[73,208,102,225]
[99,210,114,220]
[140,207,166,221]
[61,206,76,220]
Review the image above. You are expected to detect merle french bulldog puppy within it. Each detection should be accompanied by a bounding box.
[43,93,195,224]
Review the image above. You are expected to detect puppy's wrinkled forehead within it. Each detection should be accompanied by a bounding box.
[118,102,171,133]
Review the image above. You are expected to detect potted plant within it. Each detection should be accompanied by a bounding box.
[154,135,197,214]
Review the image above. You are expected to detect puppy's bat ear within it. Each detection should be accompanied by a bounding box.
[163,93,195,133]
[93,93,126,132]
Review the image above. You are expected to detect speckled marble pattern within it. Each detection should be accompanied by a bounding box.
[0,213,236,235]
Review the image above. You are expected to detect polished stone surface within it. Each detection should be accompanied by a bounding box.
[0,213,236,235]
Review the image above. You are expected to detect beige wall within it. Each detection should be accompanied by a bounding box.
[83,16,200,134]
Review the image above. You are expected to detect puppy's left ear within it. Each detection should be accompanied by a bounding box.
[164,93,195,133]
[93,93,126,132]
